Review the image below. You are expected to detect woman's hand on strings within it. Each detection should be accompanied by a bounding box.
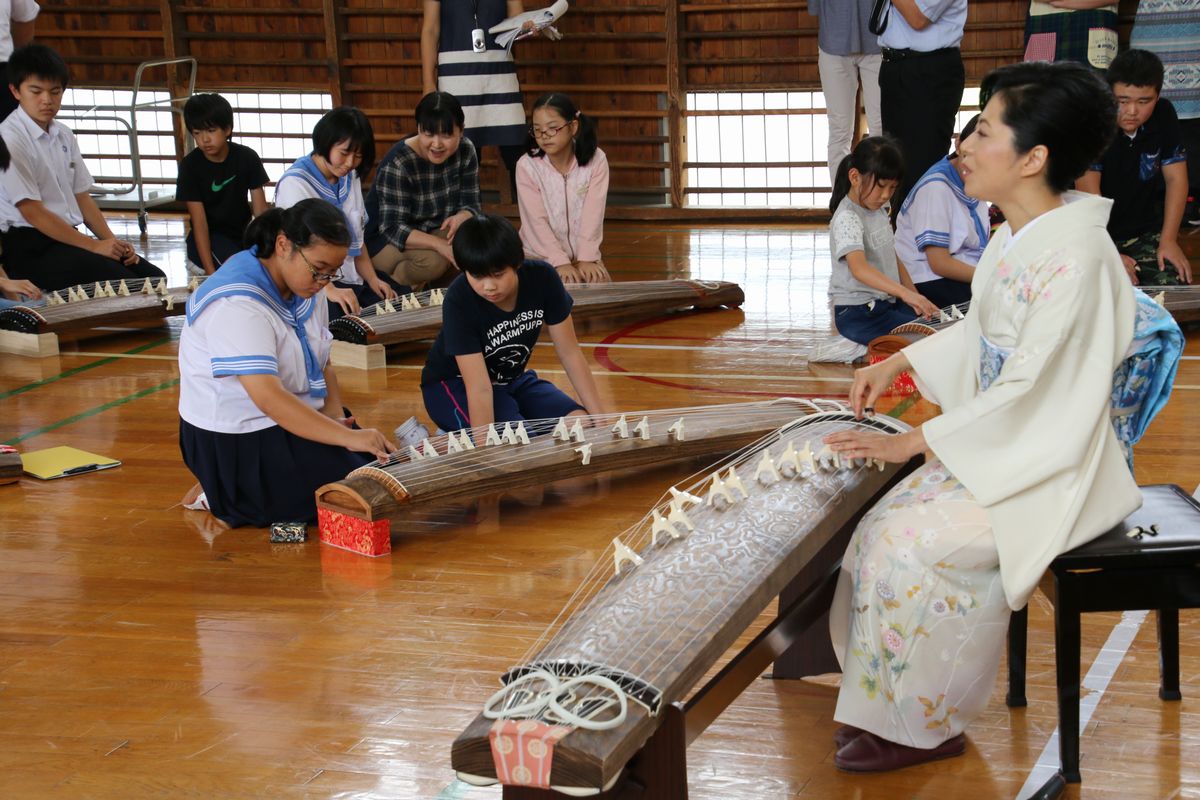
[324,285,361,316]
[824,427,925,464]
[576,261,610,283]
[345,427,395,461]
[903,290,940,319]
[555,263,582,284]
[846,353,910,418]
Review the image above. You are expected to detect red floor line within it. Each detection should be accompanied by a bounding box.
[593,316,844,400]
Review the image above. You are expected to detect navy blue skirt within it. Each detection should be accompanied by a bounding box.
[179,418,371,528]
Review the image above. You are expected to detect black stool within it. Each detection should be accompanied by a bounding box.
[1006,484,1200,799]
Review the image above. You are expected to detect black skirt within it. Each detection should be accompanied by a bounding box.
[179,418,371,528]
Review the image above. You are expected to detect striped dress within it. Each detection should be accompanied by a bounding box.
[436,0,527,148]
[1131,0,1199,121]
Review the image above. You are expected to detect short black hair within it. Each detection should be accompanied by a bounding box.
[7,44,70,91]
[184,93,234,133]
[979,61,1117,193]
[415,91,465,137]
[1106,49,1165,93]
[313,106,376,176]
[452,213,524,278]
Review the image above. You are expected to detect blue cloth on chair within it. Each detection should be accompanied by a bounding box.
[1110,288,1184,465]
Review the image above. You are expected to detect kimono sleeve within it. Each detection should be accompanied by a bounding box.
[919,254,1122,507]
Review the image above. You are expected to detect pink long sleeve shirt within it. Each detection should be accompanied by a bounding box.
[515,148,609,265]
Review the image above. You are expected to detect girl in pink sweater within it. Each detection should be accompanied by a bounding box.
[516,93,611,284]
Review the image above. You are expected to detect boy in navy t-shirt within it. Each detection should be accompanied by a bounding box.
[421,213,607,434]
[1079,49,1190,285]
[175,93,269,274]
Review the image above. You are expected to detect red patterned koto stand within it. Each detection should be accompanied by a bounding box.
[868,354,918,396]
[317,507,391,557]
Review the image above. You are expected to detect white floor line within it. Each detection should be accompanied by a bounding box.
[1016,609,1149,799]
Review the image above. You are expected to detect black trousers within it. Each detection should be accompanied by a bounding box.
[880,48,965,217]
[1,226,165,292]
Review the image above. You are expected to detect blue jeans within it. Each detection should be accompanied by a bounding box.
[834,299,917,345]
[422,370,584,434]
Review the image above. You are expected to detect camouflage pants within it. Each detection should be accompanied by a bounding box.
[1116,231,1181,286]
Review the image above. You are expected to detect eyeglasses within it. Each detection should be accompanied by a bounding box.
[294,246,342,284]
[529,124,569,141]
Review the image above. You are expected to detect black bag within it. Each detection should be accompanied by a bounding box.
[869,0,891,36]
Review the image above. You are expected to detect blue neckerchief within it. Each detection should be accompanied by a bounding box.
[186,247,327,398]
[901,156,990,249]
[278,155,362,255]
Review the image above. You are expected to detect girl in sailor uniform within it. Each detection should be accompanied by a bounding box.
[178,199,394,528]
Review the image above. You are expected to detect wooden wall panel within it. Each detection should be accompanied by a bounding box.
[36,0,1142,212]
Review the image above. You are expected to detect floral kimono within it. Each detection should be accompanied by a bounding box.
[830,193,1143,748]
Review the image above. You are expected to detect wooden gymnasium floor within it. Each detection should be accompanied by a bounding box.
[2,216,1200,800]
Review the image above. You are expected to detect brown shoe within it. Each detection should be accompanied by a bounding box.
[834,724,865,750]
[834,731,966,773]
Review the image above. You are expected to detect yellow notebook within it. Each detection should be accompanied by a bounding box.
[21,446,121,480]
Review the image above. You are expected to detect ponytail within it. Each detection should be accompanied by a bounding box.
[829,135,905,214]
[243,198,350,257]
[529,92,599,166]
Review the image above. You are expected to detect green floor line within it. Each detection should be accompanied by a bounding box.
[5,376,180,446]
[0,336,171,402]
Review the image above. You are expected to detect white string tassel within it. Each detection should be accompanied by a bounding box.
[611,415,629,439]
[667,499,696,532]
[513,421,530,444]
[457,429,476,450]
[408,444,424,461]
[485,424,502,446]
[421,438,439,458]
[667,418,686,441]
[633,416,650,440]
[430,288,445,306]
[651,508,683,546]
[723,466,748,499]
[569,419,586,443]
[575,443,592,465]
[552,417,570,442]
[705,472,735,508]
[669,486,703,506]
[755,450,780,485]
[613,538,644,575]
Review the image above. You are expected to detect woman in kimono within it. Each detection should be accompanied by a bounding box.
[823,60,1140,772]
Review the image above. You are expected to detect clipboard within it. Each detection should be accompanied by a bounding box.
[21,446,121,480]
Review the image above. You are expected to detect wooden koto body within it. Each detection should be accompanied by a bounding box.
[0,277,196,339]
[451,410,916,795]
[315,399,825,526]
[327,279,745,347]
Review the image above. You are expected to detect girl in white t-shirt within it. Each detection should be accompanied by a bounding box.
[178,199,394,528]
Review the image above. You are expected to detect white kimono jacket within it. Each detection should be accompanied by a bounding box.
[905,192,1141,610]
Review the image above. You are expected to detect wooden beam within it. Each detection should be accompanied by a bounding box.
[322,0,351,107]
[666,0,684,208]
[158,0,191,165]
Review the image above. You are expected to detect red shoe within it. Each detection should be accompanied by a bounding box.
[834,724,864,750]
[834,731,966,773]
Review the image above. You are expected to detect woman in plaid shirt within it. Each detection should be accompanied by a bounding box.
[364,92,482,289]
